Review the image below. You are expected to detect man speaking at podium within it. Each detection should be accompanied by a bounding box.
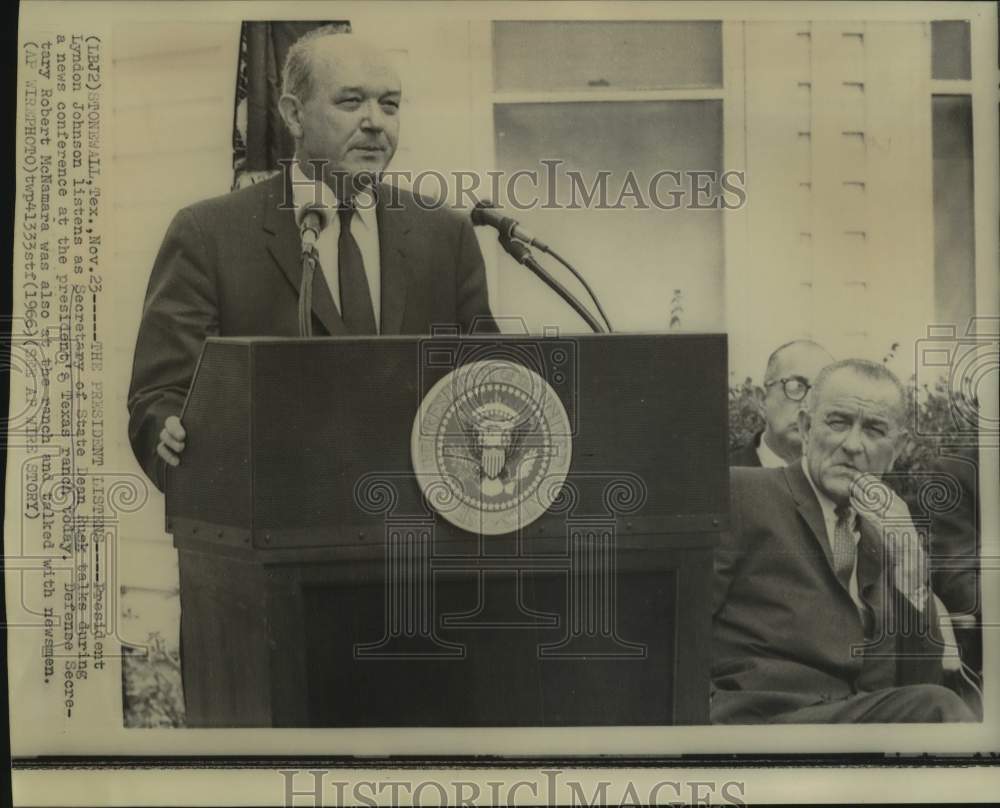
[127,28,496,489]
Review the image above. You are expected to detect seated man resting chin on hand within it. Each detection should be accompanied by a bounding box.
[712,358,975,724]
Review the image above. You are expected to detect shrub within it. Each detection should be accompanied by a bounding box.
[728,377,765,452]
[122,632,185,728]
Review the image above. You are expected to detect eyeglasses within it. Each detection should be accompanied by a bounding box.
[763,376,811,402]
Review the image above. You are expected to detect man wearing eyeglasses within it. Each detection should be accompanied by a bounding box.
[730,340,834,468]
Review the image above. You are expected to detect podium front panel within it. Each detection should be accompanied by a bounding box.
[168,333,726,726]
[301,564,679,726]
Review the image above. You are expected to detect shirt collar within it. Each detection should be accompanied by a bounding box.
[755,432,789,468]
[801,456,859,540]
[290,161,375,230]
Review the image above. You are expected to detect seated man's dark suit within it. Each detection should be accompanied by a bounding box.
[923,450,980,618]
[711,464,972,723]
[904,449,982,677]
[128,173,496,488]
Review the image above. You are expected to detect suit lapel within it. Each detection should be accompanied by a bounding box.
[783,463,835,571]
[785,464,886,631]
[376,184,413,335]
[261,172,347,336]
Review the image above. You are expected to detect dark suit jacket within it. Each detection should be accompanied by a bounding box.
[729,430,763,467]
[711,464,947,723]
[924,450,980,617]
[128,173,497,488]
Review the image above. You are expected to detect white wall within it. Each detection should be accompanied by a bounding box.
[728,20,937,380]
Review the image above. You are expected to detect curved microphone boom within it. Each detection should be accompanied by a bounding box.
[472,201,612,333]
[496,233,606,334]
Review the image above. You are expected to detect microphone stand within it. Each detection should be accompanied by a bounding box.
[540,245,613,333]
[298,210,324,338]
[497,232,607,334]
[298,257,316,338]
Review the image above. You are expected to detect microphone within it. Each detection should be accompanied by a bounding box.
[299,205,329,255]
[471,200,550,252]
[496,231,533,266]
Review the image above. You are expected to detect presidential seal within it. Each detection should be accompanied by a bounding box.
[411,360,572,535]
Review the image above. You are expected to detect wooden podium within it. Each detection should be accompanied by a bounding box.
[166,333,728,726]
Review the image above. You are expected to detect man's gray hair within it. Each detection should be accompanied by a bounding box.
[806,358,907,424]
[282,24,350,102]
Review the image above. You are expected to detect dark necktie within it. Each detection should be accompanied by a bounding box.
[832,503,857,590]
[337,205,377,334]
[856,532,878,638]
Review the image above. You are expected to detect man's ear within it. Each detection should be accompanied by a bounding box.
[277,94,304,140]
[797,408,812,448]
[754,384,768,419]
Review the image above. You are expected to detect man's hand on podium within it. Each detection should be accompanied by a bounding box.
[157,415,186,467]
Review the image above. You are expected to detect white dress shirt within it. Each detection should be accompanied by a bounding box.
[290,162,382,331]
[801,458,865,615]
[801,458,928,616]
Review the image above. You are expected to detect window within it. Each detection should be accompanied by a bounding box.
[931,20,975,329]
[493,20,723,92]
[932,95,976,328]
[490,21,726,332]
[931,20,972,80]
